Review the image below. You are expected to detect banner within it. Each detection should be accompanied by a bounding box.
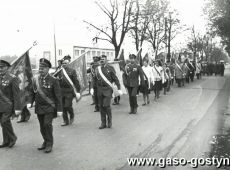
[108,61,127,95]
[8,51,33,109]
[68,54,88,93]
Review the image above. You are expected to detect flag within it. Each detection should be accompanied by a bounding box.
[136,48,142,66]
[143,53,149,62]
[68,53,88,93]
[8,51,33,109]
[108,61,127,95]
[118,49,125,71]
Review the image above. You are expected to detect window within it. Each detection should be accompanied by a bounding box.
[110,52,114,57]
[97,51,101,56]
[102,51,105,55]
[106,52,110,57]
[81,50,85,54]
[74,50,79,57]
[92,51,96,56]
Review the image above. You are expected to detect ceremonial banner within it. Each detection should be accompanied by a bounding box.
[118,49,125,71]
[8,51,33,109]
[136,48,142,66]
[108,61,127,95]
[68,54,88,93]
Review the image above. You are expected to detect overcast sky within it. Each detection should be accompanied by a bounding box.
[0,0,206,56]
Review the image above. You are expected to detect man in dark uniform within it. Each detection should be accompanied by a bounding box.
[124,54,144,114]
[91,55,122,129]
[90,56,100,111]
[0,60,21,148]
[31,58,62,153]
[58,57,81,126]
[220,61,225,76]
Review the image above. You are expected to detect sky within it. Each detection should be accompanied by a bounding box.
[0,0,207,56]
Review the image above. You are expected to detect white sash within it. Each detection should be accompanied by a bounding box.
[98,66,120,97]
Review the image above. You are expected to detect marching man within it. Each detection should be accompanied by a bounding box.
[90,55,122,129]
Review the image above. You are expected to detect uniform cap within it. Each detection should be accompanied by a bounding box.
[39,58,51,68]
[129,54,136,59]
[63,55,71,61]
[0,60,10,67]
[101,55,107,59]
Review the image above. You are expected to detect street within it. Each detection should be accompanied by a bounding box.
[0,67,230,170]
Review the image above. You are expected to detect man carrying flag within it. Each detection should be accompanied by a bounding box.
[0,60,21,148]
[57,56,81,126]
[90,55,122,129]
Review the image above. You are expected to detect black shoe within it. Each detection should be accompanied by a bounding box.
[112,102,117,105]
[69,118,74,125]
[8,138,17,148]
[133,108,137,114]
[0,143,9,148]
[142,103,146,106]
[17,120,25,123]
[147,101,150,104]
[44,146,52,153]
[61,122,69,126]
[107,123,112,128]
[94,109,99,112]
[99,125,106,129]
[37,143,46,150]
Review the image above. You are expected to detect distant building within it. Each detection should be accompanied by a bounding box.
[73,46,115,64]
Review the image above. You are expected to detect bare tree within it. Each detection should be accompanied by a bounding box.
[84,0,134,59]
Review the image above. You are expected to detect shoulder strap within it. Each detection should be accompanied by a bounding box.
[154,65,161,77]
[176,63,184,74]
[34,76,55,108]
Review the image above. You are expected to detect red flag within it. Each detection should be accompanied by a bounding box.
[8,51,33,109]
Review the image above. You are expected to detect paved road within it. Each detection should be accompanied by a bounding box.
[0,67,230,170]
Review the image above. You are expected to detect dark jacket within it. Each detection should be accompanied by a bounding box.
[93,64,121,97]
[124,63,145,87]
[32,74,62,115]
[0,72,21,113]
[59,67,81,95]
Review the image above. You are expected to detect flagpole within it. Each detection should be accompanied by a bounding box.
[10,41,37,65]
[53,22,57,68]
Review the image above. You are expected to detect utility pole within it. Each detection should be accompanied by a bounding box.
[53,22,57,68]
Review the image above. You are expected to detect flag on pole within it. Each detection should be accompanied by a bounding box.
[68,53,88,93]
[108,61,127,95]
[118,49,125,71]
[8,51,33,109]
[136,48,142,66]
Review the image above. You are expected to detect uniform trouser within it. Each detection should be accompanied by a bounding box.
[93,87,99,110]
[186,76,190,83]
[98,94,112,126]
[127,86,138,109]
[0,112,17,144]
[114,96,120,104]
[62,95,74,124]
[37,113,54,147]
[189,73,194,82]
[20,106,31,121]
[177,78,182,87]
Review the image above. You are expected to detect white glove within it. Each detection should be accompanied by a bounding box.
[118,90,123,96]
[27,103,32,108]
[75,93,81,100]
[15,110,21,116]
[57,112,63,117]
[90,88,94,95]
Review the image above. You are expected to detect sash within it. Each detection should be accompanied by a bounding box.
[175,62,184,74]
[188,60,195,69]
[98,66,120,97]
[0,89,12,105]
[62,68,79,96]
[154,65,161,78]
[34,75,55,108]
[196,63,200,72]
[185,63,191,71]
